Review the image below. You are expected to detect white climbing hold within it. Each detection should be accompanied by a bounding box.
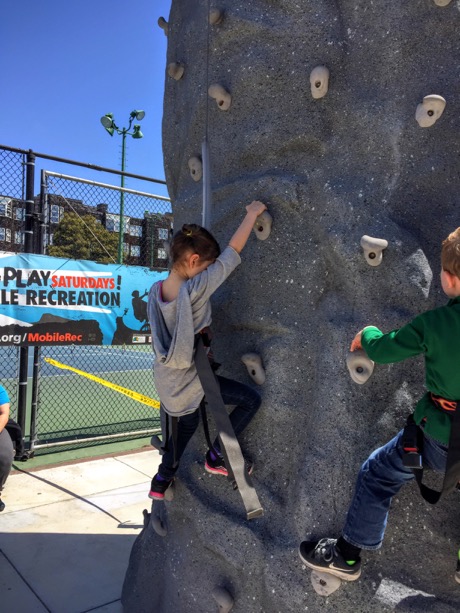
[158,16,168,36]
[311,571,342,596]
[164,480,175,502]
[241,353,266,385]
[208,84,232,111]
[415,95,446,128]
[209,8,224,25]
[253,210,272,241]
[188,156,203,182]
[433,0,452,6]
[168,62,185,81]
[211,586,234,613]
[310,66,330,99]
[347,350,374,385]
[360,235,388,267]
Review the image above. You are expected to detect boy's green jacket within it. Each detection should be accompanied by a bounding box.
[361,296,460,446]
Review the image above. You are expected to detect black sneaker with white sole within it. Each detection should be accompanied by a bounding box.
[299,538,361,581]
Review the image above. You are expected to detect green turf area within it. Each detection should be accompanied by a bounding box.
[2,345,163,460]
[13,436,154,470]
[34,369,161,448]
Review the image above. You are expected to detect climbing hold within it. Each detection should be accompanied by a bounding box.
[151,502,168,537]
[253,210,272,241]
[310,66,330,99]
[433,0,451,5]
[360,235,388,267]
[209,8,224,25]
[241,353,266,385]
[142,508,150,529]
[152,515,167,536]
[347,350,374,385]
[208,84,232,111]
[415,95,446,128]
[164,479,175,502]
[211,586,234,613]
[311,571,342,596]
[168,62,185,81]
[188,156,203,182]
[158,16,168,36]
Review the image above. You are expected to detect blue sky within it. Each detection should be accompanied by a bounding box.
[1,0,172,197]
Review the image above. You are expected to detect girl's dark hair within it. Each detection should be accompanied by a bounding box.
[170,224,221,265]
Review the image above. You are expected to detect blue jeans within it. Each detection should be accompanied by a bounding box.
[342,429,448,550]
[158,375,261,480]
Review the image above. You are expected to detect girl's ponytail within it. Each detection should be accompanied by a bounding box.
[170,224,221,265]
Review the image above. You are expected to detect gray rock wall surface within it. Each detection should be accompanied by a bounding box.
[122,1,460,611]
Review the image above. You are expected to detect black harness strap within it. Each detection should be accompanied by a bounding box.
[194,334,264,520]
[408,402,460,504]
[170,414,179,469]
[150,407,179,469]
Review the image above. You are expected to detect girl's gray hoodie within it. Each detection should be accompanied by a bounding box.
[148,246,241,416]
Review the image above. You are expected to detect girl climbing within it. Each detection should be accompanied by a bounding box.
[147,200,267,500]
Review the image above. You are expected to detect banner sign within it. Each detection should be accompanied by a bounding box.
[0,252,167,346]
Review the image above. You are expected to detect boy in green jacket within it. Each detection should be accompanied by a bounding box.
[299,227,460,581]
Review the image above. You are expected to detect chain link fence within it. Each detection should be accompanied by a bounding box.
[0,144,171,454]
[34,345,158,452]
[0,147,26,200]
[44,172,172,268]
[0,148,24,421]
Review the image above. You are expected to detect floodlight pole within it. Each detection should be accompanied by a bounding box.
[100,110,145,264]
[119,128,127,264]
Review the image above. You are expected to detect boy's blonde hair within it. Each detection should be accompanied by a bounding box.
[441,227,460,279]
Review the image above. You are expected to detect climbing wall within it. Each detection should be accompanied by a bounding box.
[122,1,460,611]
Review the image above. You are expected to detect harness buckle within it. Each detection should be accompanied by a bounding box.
[431,393,458,413]
[402,418,423,469]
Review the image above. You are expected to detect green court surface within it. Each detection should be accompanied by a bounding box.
[2,346,162,460]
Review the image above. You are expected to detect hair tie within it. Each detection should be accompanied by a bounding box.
[184,229,193,237]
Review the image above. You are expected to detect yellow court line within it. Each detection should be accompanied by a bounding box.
[44,357,160,409]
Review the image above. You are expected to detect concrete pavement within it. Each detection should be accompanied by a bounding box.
[0,448,160,613]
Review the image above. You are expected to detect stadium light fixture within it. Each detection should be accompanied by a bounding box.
[100,109,146,263]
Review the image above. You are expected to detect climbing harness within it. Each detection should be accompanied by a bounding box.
[402,393,460,504]
[194,334,264,520]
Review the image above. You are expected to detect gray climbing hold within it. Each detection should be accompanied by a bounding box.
[415,94,446,127]
[360,235,388,267]
[310,66,330,99]
[347,350,375,385]
[311,571,342,596]
[211,586,234,612]
[433,0,452,5]
[208,84,232,111]
[158,16,168,36]
[164,480,175,502]
[142,508,150,529]
[168,62,185,81]
[209,8,224,25]
[188,156,203,181]
[241,353,266,385]
[152,515,168,537]
[253,210,272,241]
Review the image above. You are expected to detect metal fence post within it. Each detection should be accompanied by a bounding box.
[17,152,35,434]
[28,169,47,453]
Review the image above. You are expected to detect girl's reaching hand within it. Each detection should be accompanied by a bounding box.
[246,200,267,218]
